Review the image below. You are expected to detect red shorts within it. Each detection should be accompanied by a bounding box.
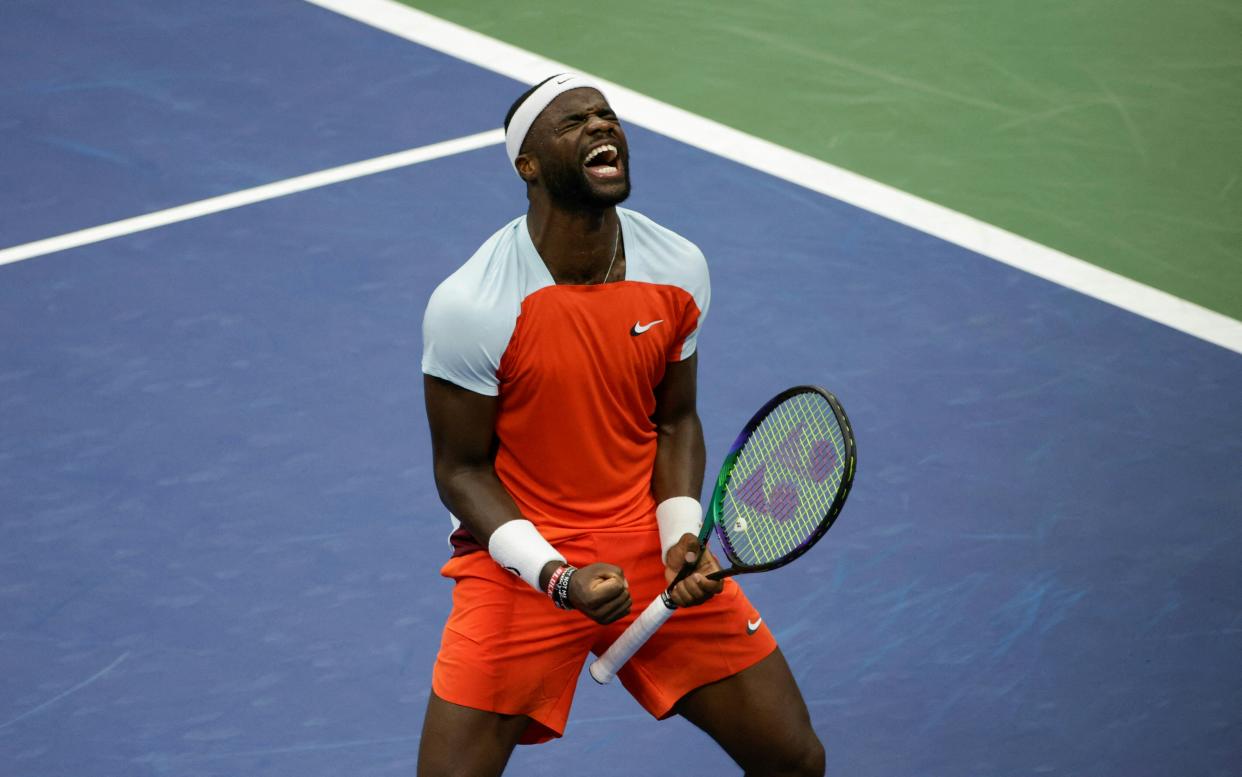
[431,526,777,744]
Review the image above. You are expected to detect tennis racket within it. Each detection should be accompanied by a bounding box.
[589,385,856,684]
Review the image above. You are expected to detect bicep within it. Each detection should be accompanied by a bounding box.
[423,374,527,544]
[653,353,699,430]
[424,373,498,472]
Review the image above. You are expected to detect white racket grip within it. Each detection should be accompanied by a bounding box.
[589,593,676,684]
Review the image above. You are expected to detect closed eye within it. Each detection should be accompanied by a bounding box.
[556,115,586,133]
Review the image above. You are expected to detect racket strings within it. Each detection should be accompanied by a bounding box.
[717,392,846,567]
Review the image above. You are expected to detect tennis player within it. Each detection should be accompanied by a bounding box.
[417,74,825,777]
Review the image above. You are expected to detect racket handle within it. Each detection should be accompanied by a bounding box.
[589,592,676,684]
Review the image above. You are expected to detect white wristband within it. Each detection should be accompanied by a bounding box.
[487,519,565,591]
[657,497,703,560]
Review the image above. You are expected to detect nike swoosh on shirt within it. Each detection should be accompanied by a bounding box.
[747,617,763,635]
[630,319,664,336]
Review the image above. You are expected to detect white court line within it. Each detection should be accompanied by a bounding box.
[0,651,129,730]
[306,0,1242,356]
[0,129,502,267]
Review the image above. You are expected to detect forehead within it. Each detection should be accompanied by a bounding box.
[540,87,611,122]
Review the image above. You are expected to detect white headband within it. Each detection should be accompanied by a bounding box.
[504,73,609,170]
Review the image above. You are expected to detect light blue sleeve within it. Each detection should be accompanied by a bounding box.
[421,278,504,397]
[675,243,711,361]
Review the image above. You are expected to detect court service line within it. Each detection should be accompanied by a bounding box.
[305,0,1242,356]
[0,129,503,268]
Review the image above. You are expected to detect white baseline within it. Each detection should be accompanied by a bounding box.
[307,0,1242,356]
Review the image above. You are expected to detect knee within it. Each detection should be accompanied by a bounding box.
[751,731,825,777]
[803,736,827,776]
[777,732,826,777]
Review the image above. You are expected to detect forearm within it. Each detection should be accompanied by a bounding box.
[433,463,523,545]
[433,465,565,590]
[652,409,723,608]
[651,411,706,504]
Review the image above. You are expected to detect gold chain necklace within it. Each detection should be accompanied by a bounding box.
[595,223,620,284]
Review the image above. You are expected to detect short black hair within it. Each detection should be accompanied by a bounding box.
[503,74,561,131]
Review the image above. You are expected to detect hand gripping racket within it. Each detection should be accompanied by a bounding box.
[589,385,856,684]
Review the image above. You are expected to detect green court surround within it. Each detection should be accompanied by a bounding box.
[406,0,1242,321]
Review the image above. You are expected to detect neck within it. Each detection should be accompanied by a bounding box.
[526,198,620,285]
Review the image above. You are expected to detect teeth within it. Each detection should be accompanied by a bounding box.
[584,144,617,164]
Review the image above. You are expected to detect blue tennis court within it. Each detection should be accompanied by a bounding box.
[2,2,1239,775]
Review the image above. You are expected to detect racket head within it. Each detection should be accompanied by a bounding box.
[707,385,855,574]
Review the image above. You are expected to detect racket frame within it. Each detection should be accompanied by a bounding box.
[705,384,856,578]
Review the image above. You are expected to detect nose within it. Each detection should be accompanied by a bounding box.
[585,112,618,133]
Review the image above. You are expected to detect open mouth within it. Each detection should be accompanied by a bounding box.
[582,143,623,179]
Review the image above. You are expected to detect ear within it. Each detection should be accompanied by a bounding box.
[515,153,539,183]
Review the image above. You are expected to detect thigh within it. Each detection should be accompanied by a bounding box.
[433,551,600,744]
[418,692,527,777]
[674,648,825,777]
[602,541,778,721]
